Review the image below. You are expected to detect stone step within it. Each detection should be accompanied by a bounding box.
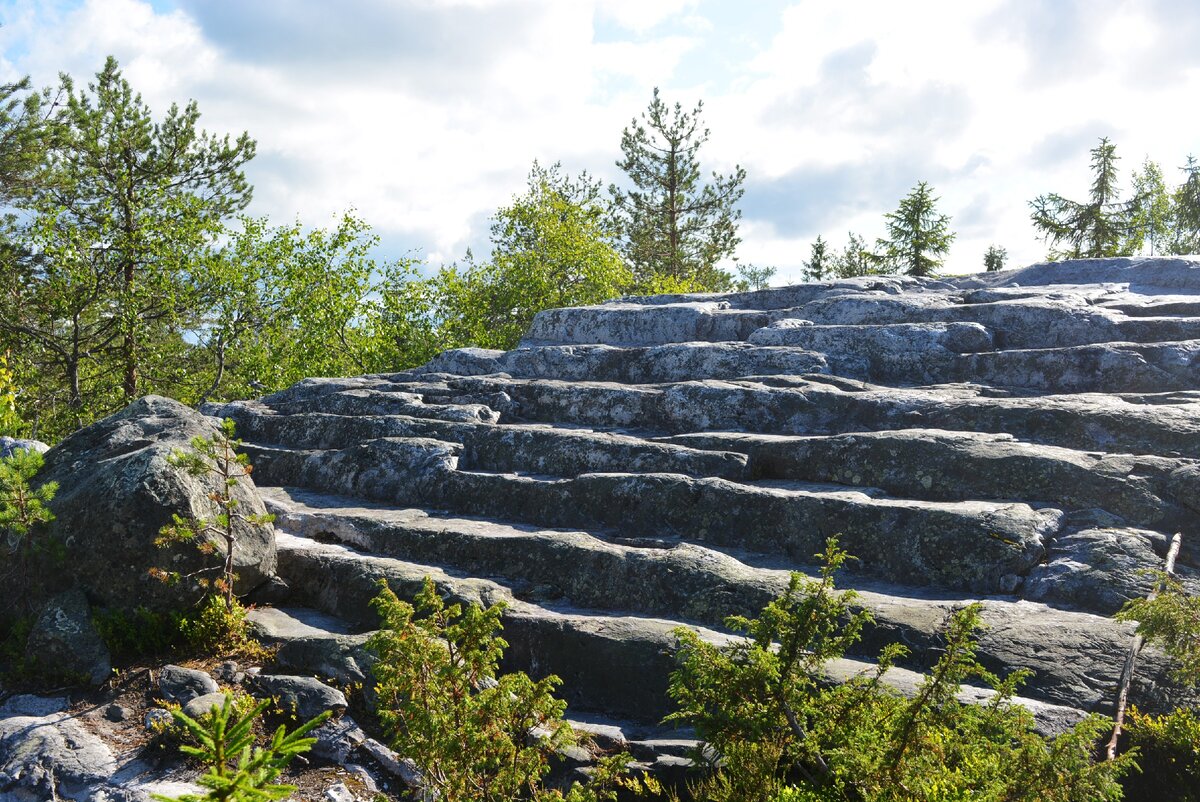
[522,287,1200,351]
[244,441,1059,594]
[660,429,1198,536]
[262,482,1161,643]
[212,403,749,480]
[785,294,1200,349]
[419,341,831,383]
[266,531,1193,728]
[522,301,771,347]
[411,375,1200,459]
[750,320,1200,393]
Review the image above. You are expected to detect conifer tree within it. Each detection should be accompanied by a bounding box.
[610,88,746,292]
[834,232,877,278]
[802,235,832,281]
[32,57,255,403]
[1030,137,1131,259]
[984,244,1008,272]
[878,182,955,277]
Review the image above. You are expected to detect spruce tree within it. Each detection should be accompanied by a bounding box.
[983,244,1007,272]
[1030,137,1131,259]
[878,182,955,277]
[802,235,832,281]
[610,88,746,292]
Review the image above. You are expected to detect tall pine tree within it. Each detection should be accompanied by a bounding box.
[610,88,746,292]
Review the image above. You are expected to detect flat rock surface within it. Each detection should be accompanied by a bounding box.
[206,256,1200,730]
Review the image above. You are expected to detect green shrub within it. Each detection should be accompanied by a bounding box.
[93,606,187,661]
[367,577,656,802]
[180,594,267,659]
[667,539,1132,802]
[1122,706,1200,802]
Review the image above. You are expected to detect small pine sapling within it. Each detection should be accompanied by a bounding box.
[152,692,330,802]
[153,418,274,613]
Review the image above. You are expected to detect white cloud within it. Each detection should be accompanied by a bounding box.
[3,0,1199,282]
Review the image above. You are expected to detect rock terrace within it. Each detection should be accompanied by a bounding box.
[208,256,1200,734]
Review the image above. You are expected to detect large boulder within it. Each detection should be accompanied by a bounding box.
[38,396,276,612]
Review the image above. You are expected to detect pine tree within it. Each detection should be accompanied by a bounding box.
[878,182,955,277]
[802,235,832,281]
[735,263,776,291]
[34,57,255,403]
[610,88,746,292]
[1030,137,1131,259]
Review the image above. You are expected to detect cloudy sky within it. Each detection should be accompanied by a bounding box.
[2,0,1198,284]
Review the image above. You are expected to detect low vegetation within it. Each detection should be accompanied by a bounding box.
[152,693,331,802]
[667,540,1130,802]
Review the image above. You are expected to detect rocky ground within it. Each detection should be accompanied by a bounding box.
[4,256,1200,800]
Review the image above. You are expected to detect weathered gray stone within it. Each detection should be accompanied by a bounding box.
[182,692,229,720]
[252,674,348,720]
[158,664,219,705]
[0,436,48,458]
[213,256,1200,737]
[38,396,276,611]
[309,715,367,763]
[0,713,117,801]
[24,589,110,686]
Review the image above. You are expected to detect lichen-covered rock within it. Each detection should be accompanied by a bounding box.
[210,257,1200,731]
[158,664,219,705]
[38,395,276,612]
[24,589,111,686]
[0,436,48,458]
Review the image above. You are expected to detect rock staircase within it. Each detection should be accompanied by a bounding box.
[207,257,1200,739]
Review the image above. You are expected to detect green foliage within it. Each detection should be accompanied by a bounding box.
[611,87,745,292]
[802,236,832,282]
[154,418,274,616]
[1117,570,1200,686]
[736,263,778,291]
[877,182,955,277]
[93,606,187,661]
[367,577,577,802]
[667,539,1132,802]
[1127,158,1172,256]
[983,244,1008,272]
[832,232,881,278]
[0,57,254,439]
[0,447,58,600]
[1122,706,1200,802]
[430,162,633,351]
[194,212,419,401]
[152,692,330,802]
[0,351,20,436]
[1168,156,1200,255]
[1030,137,1132,259]
[180,594,268,659]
